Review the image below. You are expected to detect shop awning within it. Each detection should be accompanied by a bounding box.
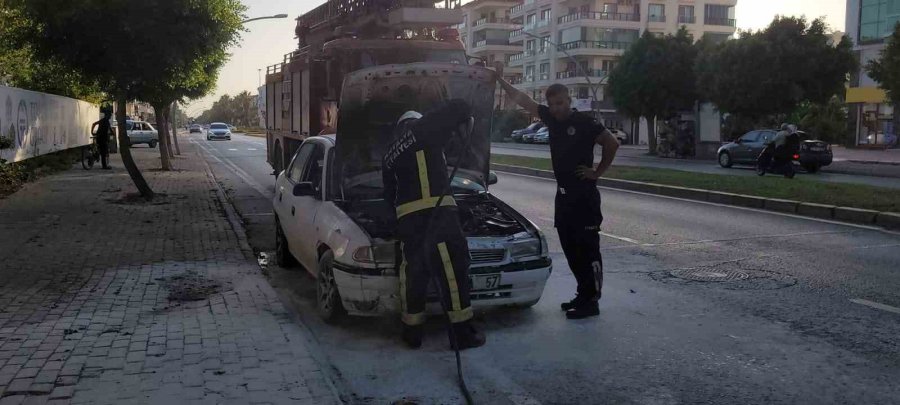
[846,87,888,103]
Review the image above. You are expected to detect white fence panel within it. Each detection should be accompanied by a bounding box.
[0,85,99,163]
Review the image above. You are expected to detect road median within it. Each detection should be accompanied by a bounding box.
[491,154,900,229]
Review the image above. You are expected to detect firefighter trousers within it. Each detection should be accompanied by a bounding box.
[397,208,473,326]
[557,225,603,302]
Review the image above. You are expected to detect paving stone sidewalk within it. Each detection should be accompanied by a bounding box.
[0,144,341,404]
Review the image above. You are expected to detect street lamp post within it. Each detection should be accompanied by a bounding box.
[522,32,606,116]
[241,14,289,24]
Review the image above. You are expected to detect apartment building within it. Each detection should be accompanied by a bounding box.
[502,0,736,140]
[845,0,898,146]
[459,0,524,108]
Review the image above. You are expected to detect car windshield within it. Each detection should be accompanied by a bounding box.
[210,124,228,130]
[336,171,486,201]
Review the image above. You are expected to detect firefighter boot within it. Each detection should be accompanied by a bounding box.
[449,320,485,351]
[560,295,589,311]
[565,301,600,320]
[402,324,423,349]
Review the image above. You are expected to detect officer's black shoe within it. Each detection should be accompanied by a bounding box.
[402,325,423,349]
[561,295,587,311]
[565,302,599,320]
[449,321,485,351]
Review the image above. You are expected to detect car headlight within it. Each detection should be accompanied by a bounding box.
[352,242,396,264]
[508,238,541,260]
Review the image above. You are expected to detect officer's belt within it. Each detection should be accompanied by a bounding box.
[396,196,457,218]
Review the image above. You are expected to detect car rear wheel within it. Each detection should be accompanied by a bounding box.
[275,218,297,268]
[148,140,157,148]
[317,250,345,323]
[718,152,733,168]
[803,164,820,173]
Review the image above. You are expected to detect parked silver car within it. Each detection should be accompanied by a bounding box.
[126,120,159,148]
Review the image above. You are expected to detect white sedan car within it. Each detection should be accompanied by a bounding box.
[273,134,552,322]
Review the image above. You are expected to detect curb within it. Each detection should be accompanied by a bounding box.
[491,163,899,230]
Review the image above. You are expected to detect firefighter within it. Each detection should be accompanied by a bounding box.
[382,99,486,350]
[90,108,113,170]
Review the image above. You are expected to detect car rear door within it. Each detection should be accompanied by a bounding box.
[129,122,144,144]
[145,122,158,141]
[753,130,775,157]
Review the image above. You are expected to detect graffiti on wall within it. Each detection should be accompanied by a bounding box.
[0,85,98,163]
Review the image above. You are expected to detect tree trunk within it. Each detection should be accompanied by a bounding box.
[116,97,155,200]
[152,103,172,170]
[646,115,658,156]
[170,103,181,155]
[163,108,174,159]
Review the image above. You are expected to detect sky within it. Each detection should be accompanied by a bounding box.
[183,0,848,117]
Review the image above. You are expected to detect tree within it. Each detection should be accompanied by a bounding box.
[697,17,857,125]
[9,0,245,197]
[866,22,900,138]
[608,28,699,154]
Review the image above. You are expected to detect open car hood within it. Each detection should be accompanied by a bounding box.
[331,63,496,201]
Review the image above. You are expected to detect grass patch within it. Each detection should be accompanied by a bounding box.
[492,154,900,213]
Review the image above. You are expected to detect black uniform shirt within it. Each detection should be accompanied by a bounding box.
[537,105,606,228]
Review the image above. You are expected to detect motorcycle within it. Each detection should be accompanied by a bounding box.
[756,144,796,179]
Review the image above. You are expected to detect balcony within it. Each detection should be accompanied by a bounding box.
[535,19,550,29]
[648,15,666,23]
[559,40,632,51]
[509,28,525,40]
[558,12,640,24]
[473,16,512,27]
[556,69,606,79]
[510,3,524,15]
[539,73,550,81]
[508,52,525,66]
[678,15,696,24]
[705,17,736,27]
[509,76,524,84]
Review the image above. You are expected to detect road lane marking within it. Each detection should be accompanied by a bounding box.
[228,148,238,151]
[247,148,258,151]
[191,138,273,198]
[851,243,900,250]
[496,171,900,236]
[850,298,900,315]
[241,212,274,217]
[599,232,641,244]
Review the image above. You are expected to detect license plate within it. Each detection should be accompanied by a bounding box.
[470,274,500,291]
[810,147,825,152]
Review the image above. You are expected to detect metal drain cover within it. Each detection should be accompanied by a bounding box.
[670,268,750,282]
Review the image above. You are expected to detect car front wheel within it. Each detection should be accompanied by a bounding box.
[275,218,297,268]
[317,250,345,323]
[718,151,733,168]
[803,164,820,173]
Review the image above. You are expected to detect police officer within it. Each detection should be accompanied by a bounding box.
[498,80,619,319]
[382,99,486,349]
[91,108,113,170]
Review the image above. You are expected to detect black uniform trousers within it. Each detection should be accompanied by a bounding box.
[397,206,473,326]
[97,135,110,168]
[555,186,604,302]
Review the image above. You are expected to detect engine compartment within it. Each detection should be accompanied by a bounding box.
[338,193,527,239]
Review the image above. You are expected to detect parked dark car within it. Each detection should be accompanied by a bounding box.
[718,129,833,173]
[511,122,544,143]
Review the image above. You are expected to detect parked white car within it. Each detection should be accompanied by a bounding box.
[273,63,551,322]
[126,120,159,148]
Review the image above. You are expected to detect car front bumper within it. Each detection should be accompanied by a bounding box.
[332,259,552,316]
[208,133,231,139]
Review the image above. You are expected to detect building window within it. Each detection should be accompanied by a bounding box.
[526,13,536,29]
[678,5,695,24]
[704,5,735,26]
[539,63,550,81]
[540,9,551,22]
[601,60,617,73]
[859,0,900,43]
[602,3,617,13]
[648,4,665,22]
[526,39,536,56]
[576,87,590,99]
[539,36,550,53]
[525,65,535,82]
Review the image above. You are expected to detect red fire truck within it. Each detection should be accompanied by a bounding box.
[264,0,468,173]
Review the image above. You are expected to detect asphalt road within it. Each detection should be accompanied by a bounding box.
[193,132,900,405]
[493,142,900,189]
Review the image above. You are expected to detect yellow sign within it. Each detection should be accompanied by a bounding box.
[846,87,888,103]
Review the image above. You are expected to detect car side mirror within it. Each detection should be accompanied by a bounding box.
[488,171,498,185]
[292,182,316,197]
[734,138,742,144]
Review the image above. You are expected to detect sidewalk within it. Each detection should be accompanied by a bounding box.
[0,144,341,404]
[831,145,900,165]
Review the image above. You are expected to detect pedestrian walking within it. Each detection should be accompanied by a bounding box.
[91,108,113,169]
[382,99,486,349]
[497,78,619,319]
